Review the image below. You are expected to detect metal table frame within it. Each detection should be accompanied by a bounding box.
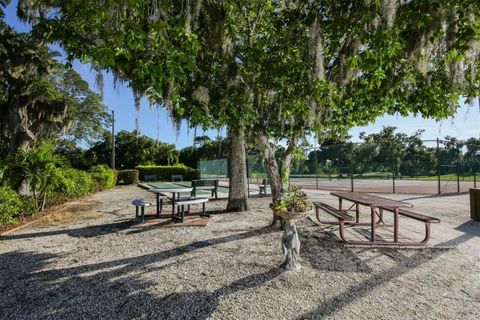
[330,192,413,246]
[149,187,193,220]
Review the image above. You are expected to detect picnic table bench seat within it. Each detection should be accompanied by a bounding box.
[397,209,440,223]
[378,207,440,245]
[314,202,354,224]
[132,199,151,222]
[259,178,269,195]
[173,197,209,222]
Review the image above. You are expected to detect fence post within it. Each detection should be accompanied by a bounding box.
[392,162,396,194]
[198,161,201,179]
[350,162,354,192]
[456,161,460,193]
[436,138,441,194]
[315,149,319,190]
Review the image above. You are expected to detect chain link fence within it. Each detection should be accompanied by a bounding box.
[199,139,480,194]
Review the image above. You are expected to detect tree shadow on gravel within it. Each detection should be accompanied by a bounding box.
[299,227,374,273]
[1,207,237,241]
[297,232,470,320]
[0,250,180,319]
[1,231,283,320]
[0,220,136,240]
[149,267,285,319]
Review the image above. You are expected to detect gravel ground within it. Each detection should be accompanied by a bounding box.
[1,186,479,319]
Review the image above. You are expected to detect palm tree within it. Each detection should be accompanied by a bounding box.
[4,143,68,210]
[167,149,180,166]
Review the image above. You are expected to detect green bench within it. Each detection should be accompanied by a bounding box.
[259,178,269,195]
[191,179,219,199]
[143,174,157,182]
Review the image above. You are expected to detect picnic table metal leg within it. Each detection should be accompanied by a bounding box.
[177,193,181,215]
[156,194,160,217]
[135,206,139,219]
[374,208,385,225]
[141,206,145,222]
[394,207,399,243]
[421,223,432,246]
[171,193,176,219]
[355,203,359,223]
[181,205,185,222]
[339,198,343,211]
[371,206,376,242]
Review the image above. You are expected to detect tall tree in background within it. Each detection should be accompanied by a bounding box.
[0,19,109,156]
[86,130,179,169]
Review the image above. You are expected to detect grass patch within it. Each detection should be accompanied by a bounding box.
[403,174,479,181]
[34,211,103,227]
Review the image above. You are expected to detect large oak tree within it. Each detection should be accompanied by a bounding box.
[16,0,480,216]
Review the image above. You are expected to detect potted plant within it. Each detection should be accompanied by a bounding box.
[270,199,288,215]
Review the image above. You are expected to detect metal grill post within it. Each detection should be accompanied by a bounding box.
[457,161,460,193]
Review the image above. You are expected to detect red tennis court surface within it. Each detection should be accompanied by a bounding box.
[290,177,478,194]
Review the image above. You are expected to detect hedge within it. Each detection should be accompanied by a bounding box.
[60,168,94,198]
[1,165,117,227]
[89,165,117,191]
[136,164,200,181]
[0,186,36,225]
[117,169,139,185]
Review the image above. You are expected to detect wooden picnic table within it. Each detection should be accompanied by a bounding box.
[330,191,413,245]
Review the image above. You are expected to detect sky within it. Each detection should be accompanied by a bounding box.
[4,2,480,150]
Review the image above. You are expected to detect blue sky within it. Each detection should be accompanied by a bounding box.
[4,2,480,149]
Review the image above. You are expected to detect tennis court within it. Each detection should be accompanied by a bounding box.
[290,176,478,194]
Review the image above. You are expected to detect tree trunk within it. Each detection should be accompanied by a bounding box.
[257,132,283,227]
[258,134,299,228]
[227,126,248,212]
[8,98,34,154]
[281,137,298,190]
[41,192,47,211]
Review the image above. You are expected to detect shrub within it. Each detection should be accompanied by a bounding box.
[21,196,38,216]
[136,164,200,181]
[90,165,117,191]
[117,169,139,185]
[58,168,94,198]
[0,186,36,225]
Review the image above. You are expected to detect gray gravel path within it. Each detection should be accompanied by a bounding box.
[1,186,479,319]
